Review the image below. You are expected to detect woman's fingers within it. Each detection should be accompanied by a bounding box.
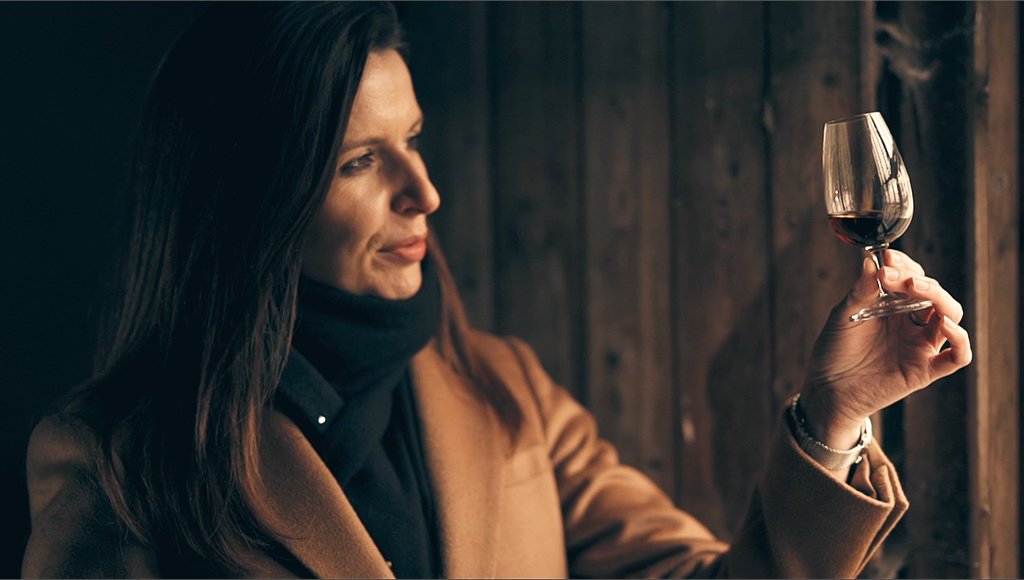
[884,249,926,277]
[847,250,927,309]
[923,307,947,347]
[880,268,965,324]
[928,315,973,379]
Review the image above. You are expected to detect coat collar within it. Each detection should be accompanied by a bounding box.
[259,341,504,578]
[259,410,395,578]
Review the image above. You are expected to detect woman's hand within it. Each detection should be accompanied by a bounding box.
[799,249,973,451]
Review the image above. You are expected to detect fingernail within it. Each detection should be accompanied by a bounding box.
[889,251,901,263]
[913,277,930,290]
[885,267,899,281]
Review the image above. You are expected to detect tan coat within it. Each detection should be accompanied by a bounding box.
[23,333,908,578]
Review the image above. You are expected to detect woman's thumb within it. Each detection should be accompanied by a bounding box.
[846,257,881,308]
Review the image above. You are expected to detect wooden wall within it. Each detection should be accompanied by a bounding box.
[400,2,1020,577]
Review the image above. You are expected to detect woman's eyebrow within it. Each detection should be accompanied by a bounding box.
[339,136,385,154]
[339,115,424,154]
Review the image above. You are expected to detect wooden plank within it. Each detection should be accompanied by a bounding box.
[855,6,915,576]
[879,3,974,577]
[969,2,1020,577]
[860,1,881,121]
[670,2,772,538]
[766,0,866,460]
[767,1,866,410]
[491,3,583,396]
[580,1,674,498]
[401,2,494,331]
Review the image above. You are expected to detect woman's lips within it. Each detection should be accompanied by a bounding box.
[380,236,427,262]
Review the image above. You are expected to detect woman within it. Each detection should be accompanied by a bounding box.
[21,2,971,578]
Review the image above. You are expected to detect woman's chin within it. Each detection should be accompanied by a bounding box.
[371,266,422,300]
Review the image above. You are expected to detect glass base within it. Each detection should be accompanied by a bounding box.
[849,295,934,323]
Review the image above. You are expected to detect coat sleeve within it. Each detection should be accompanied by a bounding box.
[21,416,159,578]
[505,336,909,579]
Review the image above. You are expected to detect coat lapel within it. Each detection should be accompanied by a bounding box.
[411,343,505,579]
[259,410,395,579]
[258,342,505,578]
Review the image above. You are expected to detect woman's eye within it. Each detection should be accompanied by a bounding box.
[407,133,422,151]
[340,151,375,176]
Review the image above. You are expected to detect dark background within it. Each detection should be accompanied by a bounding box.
[0,3,207,575]
[2,2,1020,578]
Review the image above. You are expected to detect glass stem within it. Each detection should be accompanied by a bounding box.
[865,243,889,299]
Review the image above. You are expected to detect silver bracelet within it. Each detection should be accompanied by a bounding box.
[788,394,872,471]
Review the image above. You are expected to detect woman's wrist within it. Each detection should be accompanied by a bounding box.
[788,394,873,472]
[798,388,866,450]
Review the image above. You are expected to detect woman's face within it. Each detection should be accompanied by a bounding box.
[301,49,441,300]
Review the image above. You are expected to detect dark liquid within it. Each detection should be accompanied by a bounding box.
[829,212,910,247]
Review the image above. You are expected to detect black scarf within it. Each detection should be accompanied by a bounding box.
[291,257,442,396]
[276,257,442,578]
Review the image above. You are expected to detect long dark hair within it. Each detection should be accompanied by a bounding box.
[65,2,521,575]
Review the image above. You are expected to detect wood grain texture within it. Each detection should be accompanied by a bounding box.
[401,2,494,331]
[969,2,1019,577]
[397,5,1021,574]
[878,3,974,577]
[580,0,675,499]
[855,5,919,577]
[766,4,864,407]
[490,2,584,397]
[670,2,773,539]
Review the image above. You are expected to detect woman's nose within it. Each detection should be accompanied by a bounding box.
[392,155,441,216]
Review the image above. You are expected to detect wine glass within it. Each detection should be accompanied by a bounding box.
[822,111,932,323]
